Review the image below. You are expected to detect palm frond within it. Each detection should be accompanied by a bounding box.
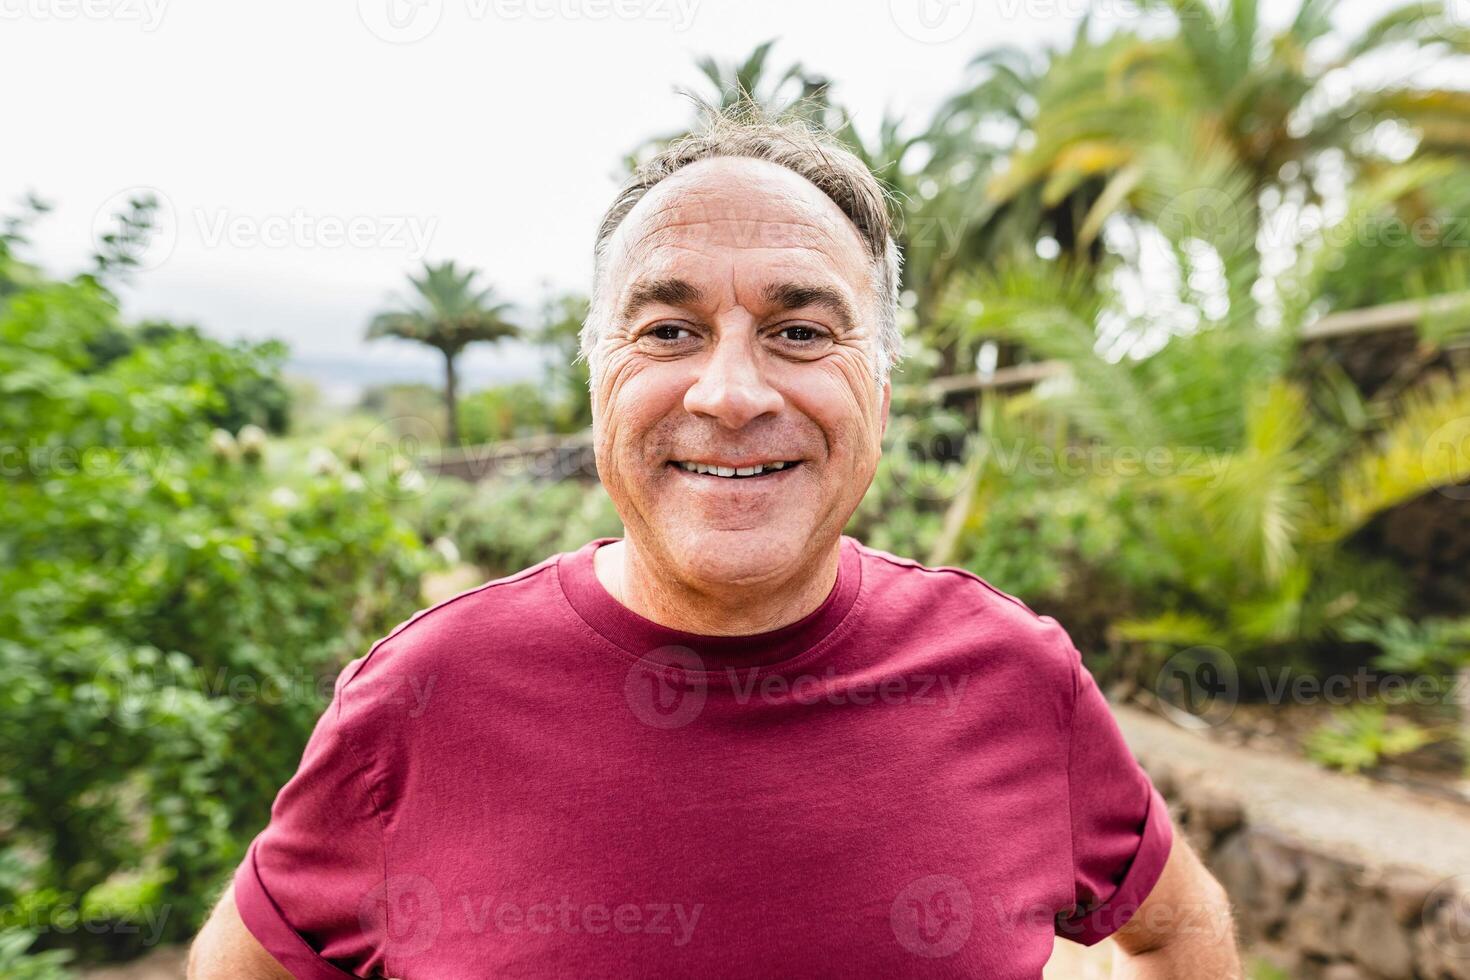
[1325,375,1470,540]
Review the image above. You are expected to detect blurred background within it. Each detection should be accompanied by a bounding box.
[4,1,1470,977]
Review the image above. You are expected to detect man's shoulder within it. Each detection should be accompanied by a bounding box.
[849,537,1081,671]
[851,537,1055,620]
[334,549,568,699]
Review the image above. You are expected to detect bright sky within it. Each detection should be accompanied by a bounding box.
[2,0,1411,394]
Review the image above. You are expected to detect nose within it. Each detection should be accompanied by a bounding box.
[683,330,784,429]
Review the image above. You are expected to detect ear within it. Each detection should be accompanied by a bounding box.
[879,379,892,439]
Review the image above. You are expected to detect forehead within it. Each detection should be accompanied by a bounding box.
[604,156,872,299]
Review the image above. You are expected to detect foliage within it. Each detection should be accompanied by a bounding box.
[367,261,521,446]
[0,931,72,980]
[415,477,621,578]
[932,106,1469,687]
[0,244,433,966]
[1303,704,1435,774]
[1342,615,1470,674]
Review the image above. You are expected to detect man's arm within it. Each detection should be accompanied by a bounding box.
[1110,828,1242,978]
[187,884,293,980]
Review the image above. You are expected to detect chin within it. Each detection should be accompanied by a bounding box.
[664,523,815,588]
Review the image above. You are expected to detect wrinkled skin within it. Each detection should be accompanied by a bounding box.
[589,156,891,634]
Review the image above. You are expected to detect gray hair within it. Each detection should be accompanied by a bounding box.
[581,104,904,385]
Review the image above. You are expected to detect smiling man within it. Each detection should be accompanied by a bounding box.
[189,108,1241,979]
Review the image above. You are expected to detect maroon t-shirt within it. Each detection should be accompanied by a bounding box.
[233,535,1171,978]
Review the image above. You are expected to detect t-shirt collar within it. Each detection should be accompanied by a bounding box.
[557,535,863,675]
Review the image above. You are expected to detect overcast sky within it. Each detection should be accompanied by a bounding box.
[4,0,1407,394]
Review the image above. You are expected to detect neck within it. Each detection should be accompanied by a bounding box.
[594,535,842,636]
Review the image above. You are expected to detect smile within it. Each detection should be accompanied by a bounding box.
[670,460,800,479]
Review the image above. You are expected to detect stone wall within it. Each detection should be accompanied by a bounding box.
[1144,759,1470,980]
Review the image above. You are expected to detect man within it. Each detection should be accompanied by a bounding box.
[190,108,1241,978]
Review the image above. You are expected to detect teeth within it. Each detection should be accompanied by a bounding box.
[675,461,793,477]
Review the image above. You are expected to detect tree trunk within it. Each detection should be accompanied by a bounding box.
[443,350,460,447]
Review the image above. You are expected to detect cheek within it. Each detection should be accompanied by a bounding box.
[779,359,884,457]
[596,358,688,462]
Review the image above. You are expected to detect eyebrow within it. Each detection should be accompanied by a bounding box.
[762,282,857,332]
[619,278,706,325]
[618,276,858,332]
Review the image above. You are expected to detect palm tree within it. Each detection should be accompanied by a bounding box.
[366,261,519,447]
[627,40,837,171]
[943,0,1470,262]
[938,136,1470,670]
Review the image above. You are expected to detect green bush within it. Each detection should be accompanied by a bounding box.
[0,254,432,967]
[416,476,622,578]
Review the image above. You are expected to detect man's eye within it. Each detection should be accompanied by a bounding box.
[777,324,822,342]
[648,323,691,341]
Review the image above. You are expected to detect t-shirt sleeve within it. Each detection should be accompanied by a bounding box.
[1053,638,1174,946]
[232,658,389,979]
